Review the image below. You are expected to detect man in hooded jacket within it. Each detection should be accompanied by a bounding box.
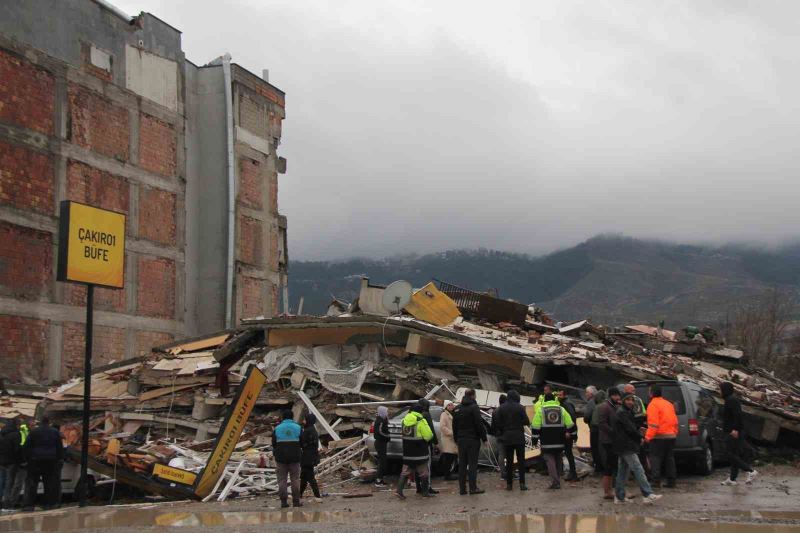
[0,420,22,511]
[300,413,323,500]
[493,390,530,490]
[452,389,487,495]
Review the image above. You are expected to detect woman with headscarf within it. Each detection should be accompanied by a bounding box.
[300,413,323,500]
[373,405,391,487]
[439,401,458,480]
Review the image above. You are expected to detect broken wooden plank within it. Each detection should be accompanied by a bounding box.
[297,390,340,441]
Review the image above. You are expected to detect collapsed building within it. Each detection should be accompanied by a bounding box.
[2,277,798,501]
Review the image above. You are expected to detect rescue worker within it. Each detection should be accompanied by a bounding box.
[644,385,678,488]
[396,401,435,499]
[0,419,22,511]
[452,389,487,495]
[597,388,621,499]
[534,384,553,416]
[557,390,579,481]
[438,402,458,481]
[531,392,575,489]
[373,406,391,487]
[720,382,757,486]
[614,393,662,504]
[271,410,303,508]
[299,413,323,501]
[4,420,29,510]
[22,417,63,511]
[490,394,507,480]
[494,390,530,491]
[622,383,649,477]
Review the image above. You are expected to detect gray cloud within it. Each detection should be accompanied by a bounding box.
[117,1,800,259]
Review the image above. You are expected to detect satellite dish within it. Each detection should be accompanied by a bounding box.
[382,280,413,314]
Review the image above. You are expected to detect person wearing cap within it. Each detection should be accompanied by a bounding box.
[494,390,530,491]
[614,392,662,505]
[720,381,757,486]
[645,384,678,488]
[272,410,303,508]
[452,389,487,495]
[596,387,622,499]
[22,417,63,511]
[299,413,323,501]
[396,401,435,499]
[373,405,391,487]
[531,392,575,489]
[438,402,458,481]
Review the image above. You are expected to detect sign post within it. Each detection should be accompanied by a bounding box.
[57,201,126,507]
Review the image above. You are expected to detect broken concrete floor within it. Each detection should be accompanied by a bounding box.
[2,465,798,532]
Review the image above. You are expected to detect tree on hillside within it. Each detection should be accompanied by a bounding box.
[728,287,798,370]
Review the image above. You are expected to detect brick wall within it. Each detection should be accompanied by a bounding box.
[0,141,54,214]
[0,49,54,135]
[137,256,175,318]
[134,330,174,356]
[269,225,280,272]
[63,283,125,313]
[238,157,263,210]
[240,275,264,319]
[61,322,126,377]
[68,83,129,161]
[0,221,52,300]
[138,186,176,245]
[138,113,176,176]
[0,315,48,382]
[268,171,278,214]
[238,215,262,266]
[239,95,269,139]
[66,159,129,213]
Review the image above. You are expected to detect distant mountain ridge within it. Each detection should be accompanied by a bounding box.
[288,235,800,328]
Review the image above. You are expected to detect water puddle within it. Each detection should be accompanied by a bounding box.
[437,514,800,532]
[713,510,800,521]
[0,509,359,532]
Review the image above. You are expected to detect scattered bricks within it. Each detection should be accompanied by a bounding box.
[508,338,522,347]
[239,95,269,139]
[66,160,129,213]
[0,315,48,382]
[134,330,174,356]
[63,283,125,313]
[238,215,262,266]
[138,186,176,245]
[0,49,55,135]
[137,256,176,319]
[453,323,466,332]
[528,332,541,343]
[0,141,54,214]
[138,113,176,176]
[68,82,129,161]
[61,322,126,377]
[238,157,263,210]
[241,275,264,318]
[0,221,53,300]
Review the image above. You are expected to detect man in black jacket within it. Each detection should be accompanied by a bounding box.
[494,390,530,491]
[597,388,621,499]
[299,413,323,500]
[0,420,22,511]
[23,417,63,511]
[720,382,757,486]
[613,394,661,504]
[452,389,487,495]
[416,399,439,495]
[373,406,391,487]
[271,410,303,508]
[490,394,507,480]
[558,390,579,481]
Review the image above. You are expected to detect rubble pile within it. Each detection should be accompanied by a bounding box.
[2,276,799,502]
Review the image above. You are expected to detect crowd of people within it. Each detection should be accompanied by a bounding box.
[0,379,759,512]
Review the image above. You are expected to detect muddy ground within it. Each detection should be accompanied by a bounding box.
[1,465,799,532]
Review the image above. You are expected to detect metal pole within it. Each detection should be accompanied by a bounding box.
[79,283,94,507]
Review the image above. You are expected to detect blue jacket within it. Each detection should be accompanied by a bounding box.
[272,419,303,464]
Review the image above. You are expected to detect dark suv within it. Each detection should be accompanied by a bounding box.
[631,379,726,475]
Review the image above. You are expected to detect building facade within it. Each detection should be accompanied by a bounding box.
[0,0,288,383]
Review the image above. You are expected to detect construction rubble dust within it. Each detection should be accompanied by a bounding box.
[1,278,799,504]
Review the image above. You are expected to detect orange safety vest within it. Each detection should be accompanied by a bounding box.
[645,396,678,441]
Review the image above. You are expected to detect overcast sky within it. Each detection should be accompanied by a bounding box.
[117,0,800,260]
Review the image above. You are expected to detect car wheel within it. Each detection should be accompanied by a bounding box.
[697,443,714,475]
